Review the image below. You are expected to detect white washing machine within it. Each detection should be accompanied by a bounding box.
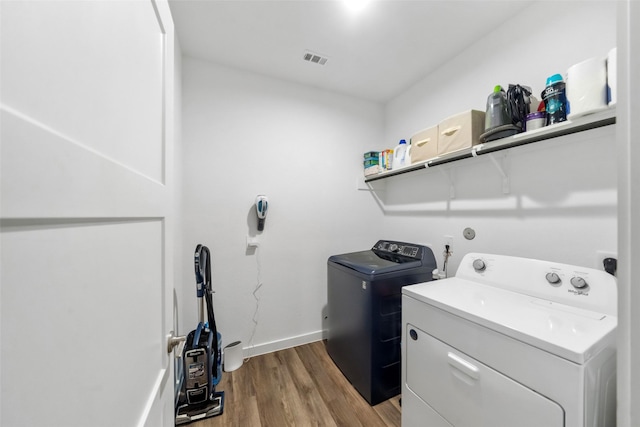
[402,253,617,427]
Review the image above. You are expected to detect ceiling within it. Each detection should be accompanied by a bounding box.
[169,0,534,103]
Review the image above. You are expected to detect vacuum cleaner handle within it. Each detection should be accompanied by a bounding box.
[194,244,205,298]
[199,246,216,329]
[194,244,220,379]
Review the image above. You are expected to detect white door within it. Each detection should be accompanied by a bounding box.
[1,1,177,426]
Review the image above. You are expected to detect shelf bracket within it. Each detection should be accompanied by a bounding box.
[357,174,386,192]
[487,152,510,194]
[439,168,455,199]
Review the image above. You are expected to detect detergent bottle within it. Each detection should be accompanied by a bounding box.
[541,74,568,125]
[392,139,408,170]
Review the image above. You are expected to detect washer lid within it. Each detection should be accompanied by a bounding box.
[403,278,617,364]
[329,250,422,275]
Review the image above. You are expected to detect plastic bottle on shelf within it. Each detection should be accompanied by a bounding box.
[392,139,408,170]
[541,74,568,125]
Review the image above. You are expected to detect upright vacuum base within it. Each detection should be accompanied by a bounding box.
[175,391,225,425]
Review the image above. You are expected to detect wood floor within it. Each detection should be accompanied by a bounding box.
[192,340,401,427]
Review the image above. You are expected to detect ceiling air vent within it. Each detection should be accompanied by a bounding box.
[303,50,328,65]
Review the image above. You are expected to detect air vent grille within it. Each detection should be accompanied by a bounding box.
[303,50,328,65]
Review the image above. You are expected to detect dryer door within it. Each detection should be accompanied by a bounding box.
[405,324,564,427]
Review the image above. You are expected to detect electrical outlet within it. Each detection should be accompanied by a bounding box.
[444,235,453,247]
[596,250,617,271]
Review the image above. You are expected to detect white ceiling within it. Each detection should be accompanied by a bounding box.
[169,0,534,103]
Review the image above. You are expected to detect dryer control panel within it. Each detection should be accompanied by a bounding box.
[457,253,618,317]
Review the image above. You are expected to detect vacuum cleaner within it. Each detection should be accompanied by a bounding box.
[175,244,225,424]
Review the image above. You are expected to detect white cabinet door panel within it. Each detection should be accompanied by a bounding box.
[1,220,163,425]
[1,0,164,182]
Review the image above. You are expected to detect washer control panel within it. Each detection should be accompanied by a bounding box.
[458,253,617,316]
[373,240,421,259]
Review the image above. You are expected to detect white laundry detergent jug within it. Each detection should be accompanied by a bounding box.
[392,139,409,170]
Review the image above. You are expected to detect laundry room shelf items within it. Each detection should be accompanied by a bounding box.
[364,107,616,183]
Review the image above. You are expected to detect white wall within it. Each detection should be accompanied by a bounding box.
[380,1,618,273]
[180,57,384,355]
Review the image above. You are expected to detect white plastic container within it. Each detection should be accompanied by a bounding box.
[525,111,545,132]
[566,57,607,118]
[392,139,408,170]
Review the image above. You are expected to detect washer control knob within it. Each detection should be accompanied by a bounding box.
[472,259,486,272]
[389,244,399,253]
[545,272,561,285]
[570,276,588,289]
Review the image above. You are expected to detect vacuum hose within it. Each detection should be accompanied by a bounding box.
[507,84,533,131]
[195,245,219,379]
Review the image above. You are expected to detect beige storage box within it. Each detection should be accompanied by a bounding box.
[410,126,439,164]
[437,110,485,156]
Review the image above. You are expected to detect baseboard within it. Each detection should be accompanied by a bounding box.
[242,330,327,358]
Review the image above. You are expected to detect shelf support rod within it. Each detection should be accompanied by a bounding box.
[487,152,510,194]
[439,168,455,199]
